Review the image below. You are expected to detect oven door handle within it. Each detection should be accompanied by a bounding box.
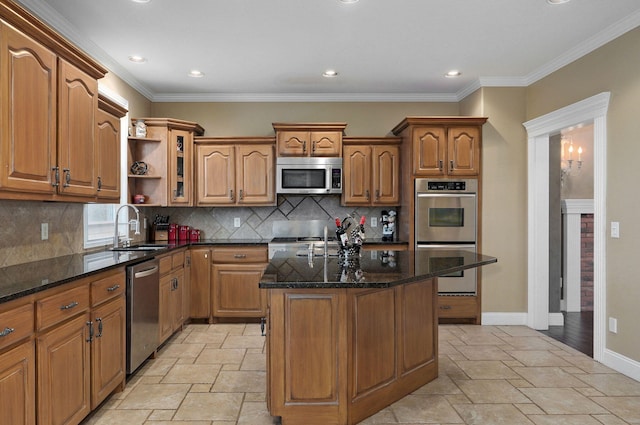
[416,193,476,198]
[416,244,476,249]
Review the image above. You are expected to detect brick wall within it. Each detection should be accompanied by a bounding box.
[581,214,594,311]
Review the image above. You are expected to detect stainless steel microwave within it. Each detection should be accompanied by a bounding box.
[276,157,342,194]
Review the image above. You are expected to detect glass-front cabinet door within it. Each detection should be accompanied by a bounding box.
[169,129,192,206]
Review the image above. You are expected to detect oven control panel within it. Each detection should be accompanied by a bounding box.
[427,181,466,191]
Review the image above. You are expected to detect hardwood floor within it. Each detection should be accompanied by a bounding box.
[539,311,593,357]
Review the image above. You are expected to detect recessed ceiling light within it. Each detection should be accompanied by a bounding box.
[128,55,147,63]
[546,0,570,4]
[131,0,151,3]
[445,70,461,78]
[323,70,338,78]
[188,70,205,78]
[339,0,359,3]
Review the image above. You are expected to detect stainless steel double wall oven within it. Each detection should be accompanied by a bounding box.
[414,178,478,294]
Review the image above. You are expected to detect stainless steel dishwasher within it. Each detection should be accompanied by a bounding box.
[126,258,160,374]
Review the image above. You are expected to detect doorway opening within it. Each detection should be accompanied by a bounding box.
[522,92,609,362]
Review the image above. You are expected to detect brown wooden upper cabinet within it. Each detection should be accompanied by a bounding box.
[392,117,488,177]
[96,94,127,201]
[0,13,111,202]
[128,118,204,206]
[195,137,275,206]
[273,123,346,157]
[342,137,401,206]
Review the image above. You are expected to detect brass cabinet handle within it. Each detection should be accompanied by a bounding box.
[375,189,380,200]
[450,160,454,170]
[312,141,316,153]
[51,167,60,187]
[239,189,244,200]
[96,318,103,338]
[107,284,120,292]
[86,321,93,342]
[63,168,71,187]
[60,301,79,310]
[439,160,443,171]
[302,141,306,153]
[230,189,234,201]
[0,327,15,337]
[365,190,370,201]
[97,176,102,191]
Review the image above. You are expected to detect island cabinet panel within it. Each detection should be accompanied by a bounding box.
[268,289,348,425]
[351,289,396,398]
[267,278,439,425]
[0,23,57,194]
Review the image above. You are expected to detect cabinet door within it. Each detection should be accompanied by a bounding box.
[190,248,211,319]
[310,131,341,157]
[0,340,36,425]
[95,108,121,200]
[412,126,446,176]
[342,145,371,205]
[196,144,236,205]
[277,131,309,156]
[37,313,91,425]
[183,251,192,324]
[212,264,267,318]
[58,59,98,197]
[236,144,275,205]
[447,126,481,176]
[372,145,400,205]
[158,274,173,344]
[172,269,185,331]
[169,129,192,206]
[0,24,57,194]
[90,297,125,409]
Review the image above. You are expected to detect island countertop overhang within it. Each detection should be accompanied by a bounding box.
[259,249,497,289]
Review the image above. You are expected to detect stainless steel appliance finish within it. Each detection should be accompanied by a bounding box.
[415,179,478,294]
[276,157,342,194]
[126,258,160,374]
[415,178,477,244]
[416,244,477,294]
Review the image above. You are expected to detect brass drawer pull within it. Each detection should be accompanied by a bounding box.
[60,301,79,310]
[0,327,15,337]
[234,254,247,259]
[439,305,452,310]
[106,284,120,292]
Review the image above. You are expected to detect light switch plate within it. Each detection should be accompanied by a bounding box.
[234,217,241,228]
[41,223,48,240]
[611,221,620,238]
[371,217,377,227]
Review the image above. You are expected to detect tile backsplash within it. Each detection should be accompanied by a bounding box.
[145,195,395,241]
[0,196,399,268]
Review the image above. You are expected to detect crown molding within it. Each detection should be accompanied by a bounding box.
[150,92,460,103]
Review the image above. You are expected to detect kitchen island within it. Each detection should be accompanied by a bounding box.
[260,249,497,425]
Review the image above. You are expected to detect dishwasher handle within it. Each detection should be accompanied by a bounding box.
[134,265,159,278]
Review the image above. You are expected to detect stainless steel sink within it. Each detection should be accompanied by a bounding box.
[110,244,169,252]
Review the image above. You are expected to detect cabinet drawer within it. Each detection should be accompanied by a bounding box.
[0,303,34,351]
[36,284,90,331]
[171,250,185,269]
[159,255,173,275]
[211,247,267,263]
[438,296,478,318]
[91,270,125,307]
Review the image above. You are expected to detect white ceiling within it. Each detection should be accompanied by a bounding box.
[14,0,640,102]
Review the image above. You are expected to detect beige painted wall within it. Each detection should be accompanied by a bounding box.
[527,27,640,360]
[100,72,152,120]
[150,102,459,137]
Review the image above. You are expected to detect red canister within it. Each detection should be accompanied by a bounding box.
[178,225,191,241]
[189,229,201,242]
[168,223,178,241]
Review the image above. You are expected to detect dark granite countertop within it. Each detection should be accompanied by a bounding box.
[260,249,497,289]
[0,238,411,304]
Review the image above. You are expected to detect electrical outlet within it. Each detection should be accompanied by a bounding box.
[609,317,618,334]
[371,217,377,227]
[234,217,241,228]
[41,223,48,240]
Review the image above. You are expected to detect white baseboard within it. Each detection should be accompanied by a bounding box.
[603,349,640,382]
[481,312,528,326]
[549,312,565,326]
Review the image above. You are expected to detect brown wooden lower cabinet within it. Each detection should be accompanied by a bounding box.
[267,277,438,425]
[438,295,480,324]
[0,339,36,425]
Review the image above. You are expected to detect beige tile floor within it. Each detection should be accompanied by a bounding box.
[82,323,640,425]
